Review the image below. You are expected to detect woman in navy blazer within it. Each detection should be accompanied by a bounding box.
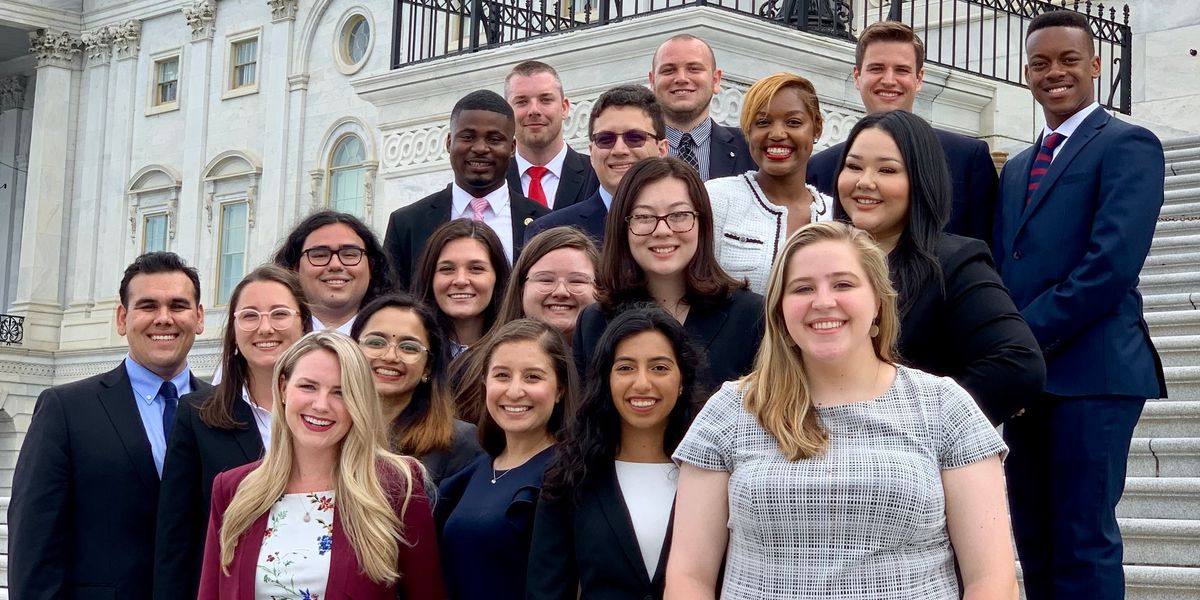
[833,110,1045,424]
[574,157,764,389]
[529,305,703,600]
[199,331,443,599]
[153,265,313,599]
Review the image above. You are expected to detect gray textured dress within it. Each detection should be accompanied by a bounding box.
[674,366,1006,599]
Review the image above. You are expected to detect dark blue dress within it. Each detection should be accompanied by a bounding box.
[436,446,555,600]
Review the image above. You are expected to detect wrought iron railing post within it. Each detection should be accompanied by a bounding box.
[1119,6,1132,114]
[887,0,902,21]
[0,314,24,346]
[597,0,610,25]
[469,0,484,51]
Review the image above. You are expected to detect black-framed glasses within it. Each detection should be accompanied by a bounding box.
[626,211,699,236]
[590,130,659,149]
[526,273,594,295]
[302,245,366,267]
[358,335,430,363]
[233,308,301,332]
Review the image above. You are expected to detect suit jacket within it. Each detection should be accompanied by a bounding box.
[8,362,211,600]
[505,146,600,210]
[809,127,999,243]
[899,235,1045,424]
[153,391,265,600]
[383,185,550,287]
[524,190,608,249]
[992,108,1166,399]
[198,459,444,600]
[573,289,764,389]
[527,464,672,600]
[707,121,757,181]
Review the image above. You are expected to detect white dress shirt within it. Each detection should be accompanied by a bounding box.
[515,144,568,208]
[1041,101,1102,162]
[451,183,515,263]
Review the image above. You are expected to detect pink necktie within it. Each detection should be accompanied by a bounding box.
[470,197,489,222]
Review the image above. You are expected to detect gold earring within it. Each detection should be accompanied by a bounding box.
[870,323,880,338]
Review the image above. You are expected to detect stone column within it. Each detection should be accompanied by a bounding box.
[257,0,299,264]
[95,19,140,312]
[0,76,29,312]
[178,0,216,267]
[10,30,82,349]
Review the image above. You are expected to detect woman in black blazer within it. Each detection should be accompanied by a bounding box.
[530,305,703,600]
[574,157,764,389]
[833,110,1045,424]
[152,265,313,599]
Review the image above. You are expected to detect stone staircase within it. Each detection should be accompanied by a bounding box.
[1120,134,1200,599]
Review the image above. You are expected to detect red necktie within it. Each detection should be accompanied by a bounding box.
[527,165,549,207]
[1026,132,1065,205]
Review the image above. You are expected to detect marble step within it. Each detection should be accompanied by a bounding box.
[1143,251,1200,275]
[1146,310,1200,337]
[1167,159,1200,177]
[1151,233,1200,256]
[1122,518,1200,568]
[1119,478,1200,521]
[1140,271,1200,296]
[1154,336,1200,367]
[1165,173,1200,191]
[1143,293,1200,312]
[1019,565,1200,600]
[1164,185,1200,206]
[1127,438,1200,478]
[1135,402,1200,438]
[1154,218,1200,239]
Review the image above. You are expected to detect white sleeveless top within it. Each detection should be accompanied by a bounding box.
[255,490,336,599]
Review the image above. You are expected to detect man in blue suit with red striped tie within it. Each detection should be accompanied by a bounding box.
[992,10,1166,600]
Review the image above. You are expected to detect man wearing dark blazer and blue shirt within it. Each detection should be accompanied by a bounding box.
[525,85,669,249]
[649,34,756,181]
[8,252,210,600]
[992,12,1166,600]
[384,89,549,287]
[504,60,599,210]
[807,21,998,243]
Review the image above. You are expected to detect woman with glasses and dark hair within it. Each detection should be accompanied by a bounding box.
[350,293,482,486]
[528,304,703,600]
[496,226,600,345]
[153,265,313,599]
[574,156,764,388]
[272,210,398,334]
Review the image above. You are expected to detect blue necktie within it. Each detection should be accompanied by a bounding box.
[1026,132,1066,204]
[677,133,700,174]
[160,381,179,443]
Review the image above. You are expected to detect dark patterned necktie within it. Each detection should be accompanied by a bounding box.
[160,380,179,443]
[1026,132,1065,204]
[677,133,700,173]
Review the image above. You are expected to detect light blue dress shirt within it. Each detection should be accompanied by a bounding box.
[124,356,194,477]
[599,186,614,211]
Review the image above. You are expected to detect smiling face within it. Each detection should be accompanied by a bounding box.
[484,339,560,438]
[589,105,669,194]
[117,271,205,380]
[837,127,910,252]
[748,87,819,179]
[297,223,371,321]
[234,281,305,375]
[853,41,924,113]
[627,176,699,283]
[610,330,680,437]
[649,38,722,128]
[433,237,497,326]
[356,306,431,403]
[1025,26,1100,130]
[283,348,352,456]
[507,71,569,153]
[448,109,516,196]
[521,247,596,339]
[781,240,880,364]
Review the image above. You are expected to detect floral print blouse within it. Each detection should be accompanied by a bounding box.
[255,491,336,600]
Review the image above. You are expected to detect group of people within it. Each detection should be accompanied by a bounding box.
[8,10,1165,600]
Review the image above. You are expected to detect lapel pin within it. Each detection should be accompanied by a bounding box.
[524,217,534,226]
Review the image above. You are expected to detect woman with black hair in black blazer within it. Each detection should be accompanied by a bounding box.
[574,156,764,389]
[834,110,1045,424]
[529,304,702,600]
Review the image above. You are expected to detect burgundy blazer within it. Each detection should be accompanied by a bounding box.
[198,459,445,599]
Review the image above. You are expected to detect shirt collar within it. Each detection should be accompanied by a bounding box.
[515,144,568,179]
[666,117,713,147]
[312,314,356,335]
[451,183,511,216]
[124,355,192,406]
[1042,101,1101,141]
[598,186,615,210]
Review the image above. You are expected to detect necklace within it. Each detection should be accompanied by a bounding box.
[491,466,511,485]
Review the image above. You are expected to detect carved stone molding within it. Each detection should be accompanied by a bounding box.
[29,29,83,69]
[288,74,310,92]
[81,26,115,65]
[816,105,866,150]
[268,0,299,22]
[184,0,217,42]
[0,76,27,112]
[309,169,324,211]
[113,20,142,60]
[363,161,378,221]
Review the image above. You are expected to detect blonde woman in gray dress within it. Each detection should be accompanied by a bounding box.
[666,222,1016,599]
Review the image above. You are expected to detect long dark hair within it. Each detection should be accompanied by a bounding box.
[200,265,314,429]
[411,219,512,345]
[271,210,397,305]
[832,111,948,315]
[596,156,745,313]
[350,293,456,456]
[541,304,704,503]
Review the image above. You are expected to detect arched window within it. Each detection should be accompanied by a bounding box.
[328,135,367,216]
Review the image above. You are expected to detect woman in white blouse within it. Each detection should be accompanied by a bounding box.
[706,73,835,293]
[528,304,703,600]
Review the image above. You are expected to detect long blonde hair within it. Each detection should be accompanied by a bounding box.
[218,331,419,583]
[741,222,900,460]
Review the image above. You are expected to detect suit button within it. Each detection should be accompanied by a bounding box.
[1012,250,1022,260]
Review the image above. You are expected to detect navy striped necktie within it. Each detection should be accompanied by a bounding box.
[1026,132,1066,204]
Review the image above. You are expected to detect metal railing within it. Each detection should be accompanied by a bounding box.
[0,314,23,346]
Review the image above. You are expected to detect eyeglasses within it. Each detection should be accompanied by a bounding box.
[626,211,699,236]
[590,130,659,149]
[233,308,301,332]
[302,245,366,267]
[526,273,594,295]
[358,335,430,363]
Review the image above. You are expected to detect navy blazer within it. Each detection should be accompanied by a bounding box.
[8,363,211,600]
[992,108,1166,399]
[505,146,600,210]
[809,126,999,243]
[527,464,672,600]
[706,121,757,181]
[383,185,550,287]
[524,190,608,249]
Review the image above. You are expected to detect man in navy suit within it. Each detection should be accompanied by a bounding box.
[992,11,1166,600]
[649,34,755,181]
[807,21,998,243]
[8,252,211,600]
[524,85,668,249]
[503,60,599,209]
[384,89,549,286]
